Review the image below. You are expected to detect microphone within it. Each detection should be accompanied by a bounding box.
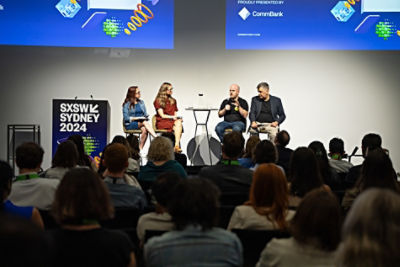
[74,96,78,100]
[348,146,358,163]
[350,146,358,157]
[90,95,94,100]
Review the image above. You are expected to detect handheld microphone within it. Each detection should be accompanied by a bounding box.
[90,95,94,100]
[350,146,358,157]
[74,96,78,100]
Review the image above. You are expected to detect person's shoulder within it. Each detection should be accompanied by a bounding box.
[211,227,242,246]
[267,237,295,251]
[37,177,60,187]
[238,97,248,103]
[234,205,254,215]
[270,95,282,101]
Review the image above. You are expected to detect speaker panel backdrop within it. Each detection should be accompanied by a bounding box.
[226,0,400,50]
[0,0,174,49]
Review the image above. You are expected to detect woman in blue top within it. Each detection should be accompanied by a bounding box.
[123,86,157,150]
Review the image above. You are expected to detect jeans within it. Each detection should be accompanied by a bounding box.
[215,121,245,142]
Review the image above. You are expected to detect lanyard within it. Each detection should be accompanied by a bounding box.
[15,173,40,181]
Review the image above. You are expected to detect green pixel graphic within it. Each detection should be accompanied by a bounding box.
[83,135,100,156]
[375,21,395,40]
[103,18,122,37]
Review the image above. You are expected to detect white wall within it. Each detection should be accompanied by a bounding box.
[0,0,399,171]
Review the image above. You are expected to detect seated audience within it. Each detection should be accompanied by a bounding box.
[8,142,59,210]
[274,130,293,175]
[144,179,243,266]
[0,213,49,267]
[136,172,180,244]
[111,135,140,173]
[251,140,281,171]
[42,140,78,180]
[67,134,98,171]
[199,131,253,195]
[0,160,43,229]
[309,141,341,190]
[103,143,146,209]
[161,132,188,168]
[328,137,353,174]
[126,134,141,164]
[138,137,187,182]
[228,163,295,230]
[238,135,260,168]
[342,148,399,212]
[257,189,342,267]
[336,188,400,267]
[48,168,136,267]
[345,133,381,188]
[288,147,330,208]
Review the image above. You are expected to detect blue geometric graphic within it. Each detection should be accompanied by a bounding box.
[55,0,82,19]
[331,1,355,22]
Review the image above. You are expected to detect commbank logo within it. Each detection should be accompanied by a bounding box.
[238,7,250,21]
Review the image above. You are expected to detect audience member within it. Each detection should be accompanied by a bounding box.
[228,163,295,230]
[0,213,49,267]
[8,142,59,210]
[251,140,279,171]
[67,134,98,171]
[257,189,342,266]
[111,135,140,173]
[199,131,253,195]
[288,147,330,208]
[308,141,341,190]
[345,133,382,188]
[103,143,146,209]
[138,137,187,182]
[342,148,399,212]
[42,140,78,180]
[328,137,353,173]
[238,135,260,168]
[48,168,136,267]
[144,179,243,266]
[126,134,141,162]
[161,132,188,168]
[336,188,400,267]
[0,160,44,229]
[274,130,293,175]
[136,172,180,244]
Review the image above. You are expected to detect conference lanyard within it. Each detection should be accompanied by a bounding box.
[15,173,40,181]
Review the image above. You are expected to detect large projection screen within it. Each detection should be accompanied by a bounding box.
[0,0,174,49]
[226,0,400,50]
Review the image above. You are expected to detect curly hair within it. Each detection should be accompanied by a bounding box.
[154,82,175,108]
[147,136,174,162]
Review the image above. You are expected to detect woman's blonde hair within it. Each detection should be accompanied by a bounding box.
[336,188,400,267]
[147,136,174,162]
[155,82,175,108]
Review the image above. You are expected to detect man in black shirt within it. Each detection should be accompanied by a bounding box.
[215,84,249,142]
[249,82,286,141]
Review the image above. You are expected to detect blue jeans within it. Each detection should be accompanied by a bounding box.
[215,121,245,142]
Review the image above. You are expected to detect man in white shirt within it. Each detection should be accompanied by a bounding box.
[9,142,59,210]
